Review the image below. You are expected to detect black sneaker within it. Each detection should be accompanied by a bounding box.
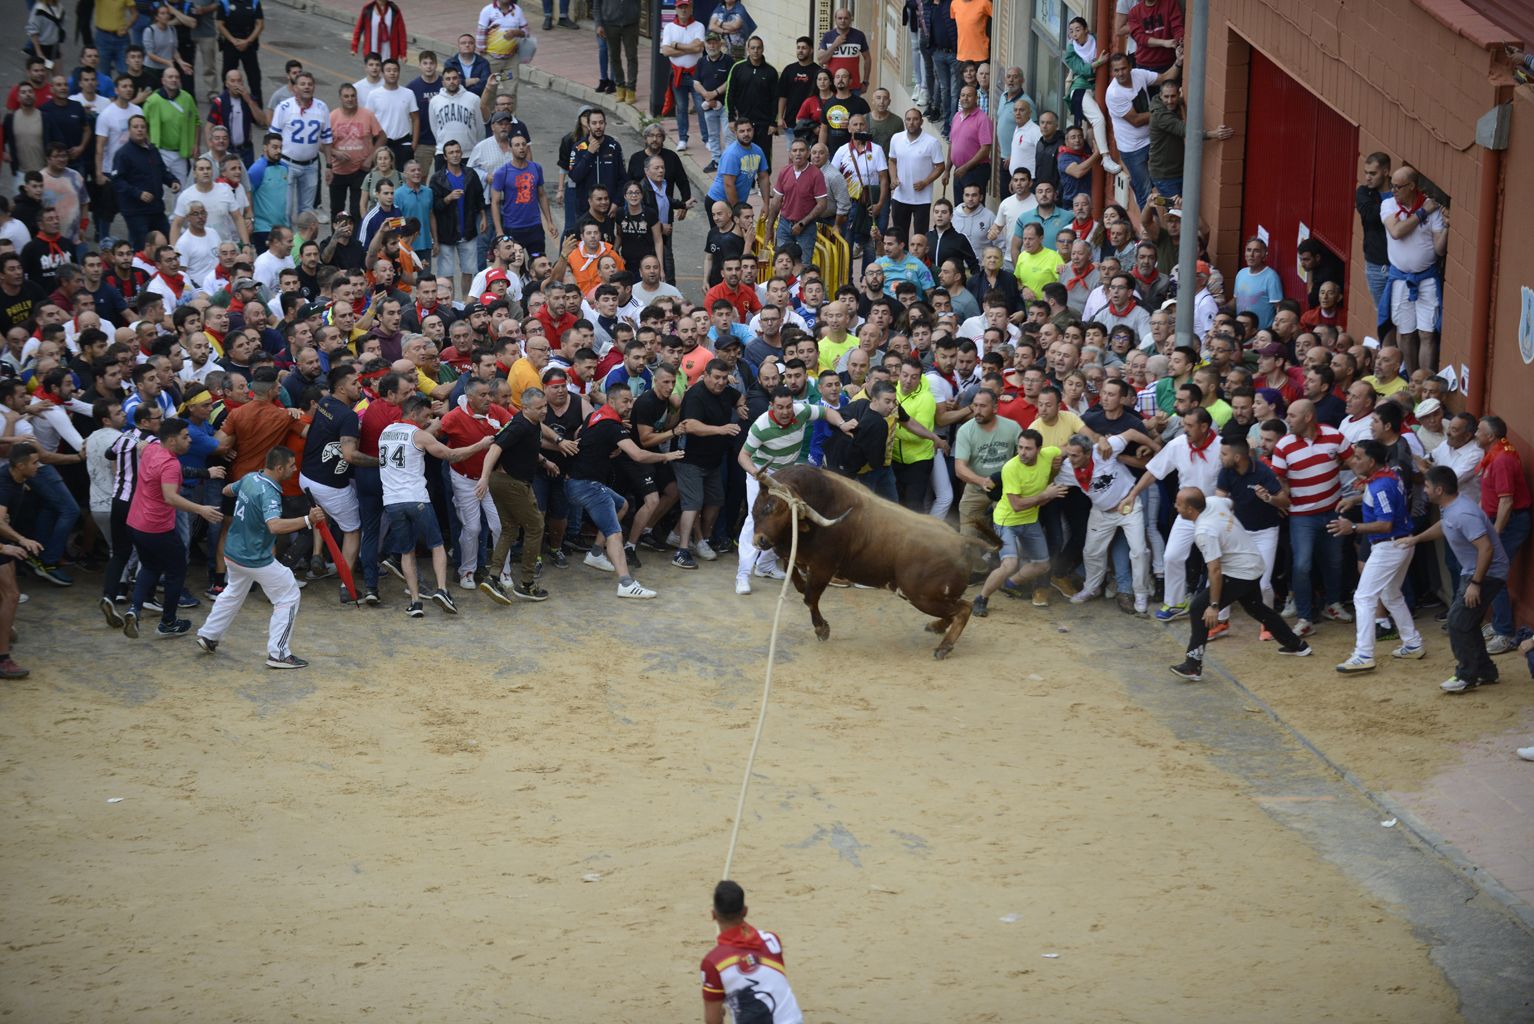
[512,579,550,602]
[431,588,458,614]
[143,596,164,613]
[672,549,698,570]
[406,600,424,618]
[340,584,358,606]
[542,13,553,28]
[971,595,988,618]
[549,548,568,569]
[558,15,580,28]
[1278,641,1313,657]
[306,562,335,581]
[1169,659,1204,681]
[195,635,218,654]
[480,577,514,605]
[362,587,381,606]
[204,580,225,600]
[638,530,670,552]
[156,619,192,638]
[99,595,124,628]
[711,537,737,555]
[703,160,718,174]
[382,556,404,581]
[624,543,642,569]
[122,609,140,639]
[266,654,309,670]
[177,592,200,608]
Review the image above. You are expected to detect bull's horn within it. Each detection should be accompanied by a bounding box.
[798,505,847,529]
[760,473,797,501]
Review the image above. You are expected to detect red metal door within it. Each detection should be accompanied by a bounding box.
[1241,49,1359,305]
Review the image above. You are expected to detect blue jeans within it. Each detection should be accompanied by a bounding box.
[95,29,129,74]
[286,158,319,222]
[858,466,899,503]
[1289,512,1342,621]
[672,75,698,143]
[1491,508,1530,637]
[1151,176,1183,200]
[130,526,187,626]
[355,466,383,589]
[597,35,609,79]
[931,50,958,124]
[775,217,818,258]
[701,103,727,161]
[1110,530,1132,592]
[29,464,79,565]
[542,0,569,15]
[1364,261,1390,329]
[565,478,624,538]
[1119,145,1151,207]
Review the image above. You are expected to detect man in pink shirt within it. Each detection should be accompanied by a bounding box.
[947,84,993,197]
[766,138,828,262]
[123,417,225,640]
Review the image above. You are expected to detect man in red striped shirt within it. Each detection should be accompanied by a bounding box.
[1270,398,1355,637]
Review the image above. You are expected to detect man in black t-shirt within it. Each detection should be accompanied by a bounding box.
[298,367,372,593]
[478,386,555,603]
[624,363,684,557]
[672,359,742,569]
[704,200,745,286]
[0,254,48,335]
[565,381,682,598]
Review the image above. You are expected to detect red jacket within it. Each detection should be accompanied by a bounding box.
[351,1,408,60]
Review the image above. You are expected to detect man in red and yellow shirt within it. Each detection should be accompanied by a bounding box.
[699,881,803,1024]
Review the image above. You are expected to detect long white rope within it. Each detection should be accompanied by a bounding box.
[721,502,801,881]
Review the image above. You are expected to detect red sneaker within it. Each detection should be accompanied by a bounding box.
[0,656,30,679]
[1207,622,1230,641]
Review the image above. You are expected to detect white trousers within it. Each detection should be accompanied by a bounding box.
[1219,525,1279,622]
[737,474,782,579]
[197,558,301,659]
[1081,500,1150,597]
[929,448,953,520]
[1352,540,1421,658]
[450,469,501,576]
[1162,515,1197,606]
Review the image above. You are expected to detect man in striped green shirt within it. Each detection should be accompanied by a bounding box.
[733,387,856,594]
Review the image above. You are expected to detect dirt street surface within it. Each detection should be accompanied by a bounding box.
[3,557,1529,1021]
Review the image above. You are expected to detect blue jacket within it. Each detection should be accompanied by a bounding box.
[446,53,492,96]
[928,0,958,52]
[112,139,176,216]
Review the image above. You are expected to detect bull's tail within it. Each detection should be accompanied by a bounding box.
[961,518,1001,574]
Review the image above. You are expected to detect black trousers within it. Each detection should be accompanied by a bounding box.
[100,498,134,599]
[1447,575,1504,685]
[890,200,930,244]
[1186,575,1301,659]
[220,44,263,105]
[893,458,933,513]
[329,168,367,223]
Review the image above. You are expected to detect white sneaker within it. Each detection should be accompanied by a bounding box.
[1335,654,1376,673]
[584,551,616,572]
[1322,602,1354,623]
[1281,596,1297,619]
[1134,597,1149,615]
[665,530,682,547]
[1391,643,1426,660]
[499,572,513,589]
[753,564,786,580]
[1102,155,1122,175]
[617,579,656,599]
[695,539,718,561]
[1517,746,1534,762]
[1069,588,1097,604]
[734,577,752,595]
[458,572,477,591]
[1481,622,1496,640]
[1295,618,1315,638]
[1486,634,1516,655]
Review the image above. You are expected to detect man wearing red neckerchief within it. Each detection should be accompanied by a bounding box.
[20,208,73,294]
[1122,406,1223,618]
[700,881,803,1024]
[1129,240,1170,310]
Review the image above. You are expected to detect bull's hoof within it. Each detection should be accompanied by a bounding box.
[814,622,831,641]
[933,645,953,660]
[925,620,945,633]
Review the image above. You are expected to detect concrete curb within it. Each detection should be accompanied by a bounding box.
[266,0,713,200]
[1179,623,1534,936]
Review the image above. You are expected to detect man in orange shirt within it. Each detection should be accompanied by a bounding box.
[213,367,301,592]
[555,222,624,296]
[702,256,761,321]
[951,0,992,66]
[506,335,550,408]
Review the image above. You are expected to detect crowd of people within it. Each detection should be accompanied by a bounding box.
[0,0,1529,729]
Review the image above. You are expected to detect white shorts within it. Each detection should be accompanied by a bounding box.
[1389,276,1439,333]
[298,474,361,533]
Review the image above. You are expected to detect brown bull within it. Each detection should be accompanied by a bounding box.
[750,465,994,659]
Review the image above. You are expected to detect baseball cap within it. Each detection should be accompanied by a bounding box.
[1414,398,1443,418]
[705,30,723,41]
[490,111,515,124]
[232,277,258,291]
[676,0,692,6]
[298,301,329,320]
[1256,342,1285,359]
[717,334,744,349]
[1166,208,1183,218]
[1195,259,1211,276]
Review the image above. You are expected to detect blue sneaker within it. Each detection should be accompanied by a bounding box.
[1154,602,1189,622]
[177,592,200,608]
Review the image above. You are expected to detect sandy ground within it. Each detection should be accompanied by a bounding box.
[0,566,1469,1023]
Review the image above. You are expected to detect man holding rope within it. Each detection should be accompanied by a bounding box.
[700,880,804,1024]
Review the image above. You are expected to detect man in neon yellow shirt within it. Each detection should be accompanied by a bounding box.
[816,300,859,373]
[892,357,939,511]
[973,429,1065,615]
[1013,220,1064,301]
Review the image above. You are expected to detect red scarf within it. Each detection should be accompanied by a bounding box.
[1392,192,1425,220]
[36,388,68,406]
[1073,462,1093,491]
[156,271,185,300]
[33,232,64,259]
[1132,266,1159,286]
[1071,216,1097,239]
[1107,298,1138,317]
[1188,429,1216,461]
[587,404,622,427]
[204,328,226,355]
[1477,437,1516,477]
[1062,261,1095,290]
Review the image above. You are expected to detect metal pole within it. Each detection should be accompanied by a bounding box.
[1174,0,1209,347]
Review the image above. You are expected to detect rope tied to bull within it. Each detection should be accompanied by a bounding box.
[720,485,804,882]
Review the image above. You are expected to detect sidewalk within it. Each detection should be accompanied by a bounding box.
[272,0,791,203]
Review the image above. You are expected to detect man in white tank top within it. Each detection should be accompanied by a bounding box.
[378,394,493,617]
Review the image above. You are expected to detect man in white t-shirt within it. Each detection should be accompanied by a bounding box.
[659,0,706,147]
[886,108,945,244]
[1379,165,1448,373]
[989,166,1036,269]
[252,226,296,291]
[173,202,222,282]
[353,54,384,105]
[366,58,420,170]
[94,76,143,187]
[1104,52,1179,208]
